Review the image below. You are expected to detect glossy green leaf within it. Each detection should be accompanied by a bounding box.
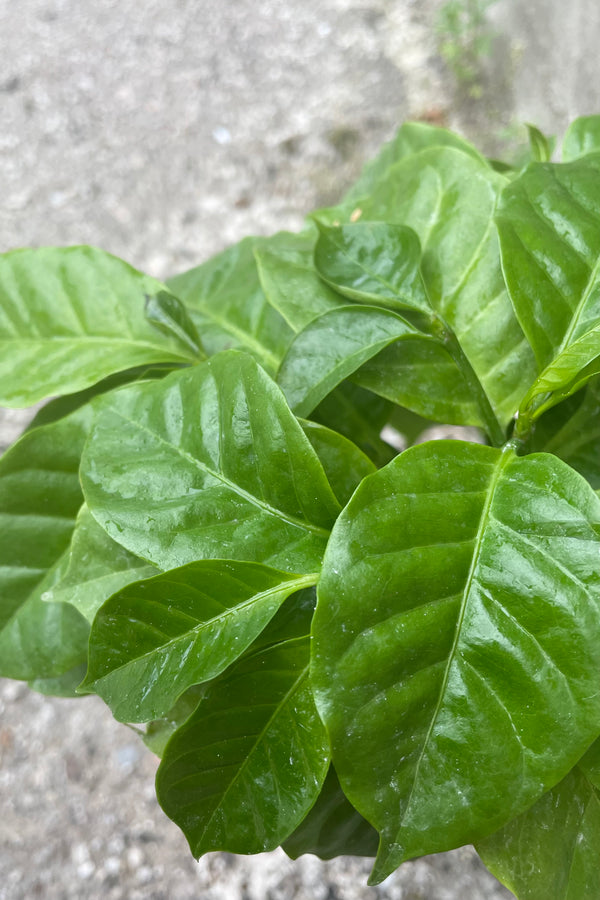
[531,379,600,488]
[314,223,431,314]
[156,591,330,855]
[478,738,600,900]
[143,685,206,757]
[344,122,487,205]
[255,229,343,331]
[312,440,600,883]
[167,237,293,373]
[311,382,396,468]
[562,115,600,161]
[82,561,319,723]
[299,420,376,506]
[144,290,204,358]
[44,505,158,623]
[0,408,92,680]
[497,155,600,420]
[81,351,340,574]
[0,246,196,406]
[355,338,481,426]
[283,767,379,861]
[277,305,426,417]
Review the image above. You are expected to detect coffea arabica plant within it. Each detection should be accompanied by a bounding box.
[3,117,600,899]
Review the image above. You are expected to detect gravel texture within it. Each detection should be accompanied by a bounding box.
[2,0,590,896]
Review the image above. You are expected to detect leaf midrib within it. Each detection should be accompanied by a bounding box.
[396,446,514,839]
[109,409,333,540]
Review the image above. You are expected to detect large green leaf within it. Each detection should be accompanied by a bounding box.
[283,767,379,861]
[167,237,293,374]
[496,155,600,421]
[562,115,600,161]
[81,351,340,574]
[312,440,600,883]
[81,561,319,723]
[354,147,536,427]
[314,222,431,314]
[343,122,487,205]
[478,739,600,900]
[254,229,343,331]
[277,305,426,417]
[0,246,196,406]
[44,505,158,623]
[156,590,330,855]
[0,407,91,680]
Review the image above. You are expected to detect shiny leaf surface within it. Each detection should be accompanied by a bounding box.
[299,420,376,506]
[82,561,319,723]
[156,592,329,855]
[0,246,195,406]
[277,305,425,417]
[81,351,340,573]
[313,440,600,882]
[478,739,600,900]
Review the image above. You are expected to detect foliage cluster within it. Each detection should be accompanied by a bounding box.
[4,115,600,898]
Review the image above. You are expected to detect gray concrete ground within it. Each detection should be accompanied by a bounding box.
[2,0,599,896]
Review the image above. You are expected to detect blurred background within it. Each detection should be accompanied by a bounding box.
[1,1,599,897]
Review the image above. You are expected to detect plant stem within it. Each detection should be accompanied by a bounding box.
[436,318,506,447]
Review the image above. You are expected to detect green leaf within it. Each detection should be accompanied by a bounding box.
[29,661,89,698]
[81,561,319,723]
[312,440,600,883]
[354,147,536,427]
[531,379,600,488]
[344,122,487,205]
[310,382,396,468]
[0,246,196,406]
[478,739,600,900]
[526,124,553,163]
[156,591,330,855]
[144,290,204,358]
[143,685,207,757]
[44,505,158,623]
[283,766,379,860]
[314,223,431,314]
[299,420,376,506]
[562,115,600,161]
[496,155,600,421]
[255,229,343,331]
[81,351,340,574]
[168,237,293,373]
[277,305,426,417]
[0,408,91,680]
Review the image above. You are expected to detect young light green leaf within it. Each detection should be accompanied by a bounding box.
[496,155,600,422]
[0,246,196,406]
[277,305,427,417]
[81,351,341,574]
[312,440,600,883]
[314,223,431,314]
[144,290,204,358]
[0,407,91,680]
[283,767,379,861]
[44,505,158,623]
[355,146,536,427]
[562,115,600,161]
[167,237,293,373]
[255,229,343,331]
[299,419,376,506]
[81,561,319,723]
[156,592,330,855]
[525,123,553,163]
[477,739,600,900]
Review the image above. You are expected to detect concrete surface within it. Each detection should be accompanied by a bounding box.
[2,0,599,896]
